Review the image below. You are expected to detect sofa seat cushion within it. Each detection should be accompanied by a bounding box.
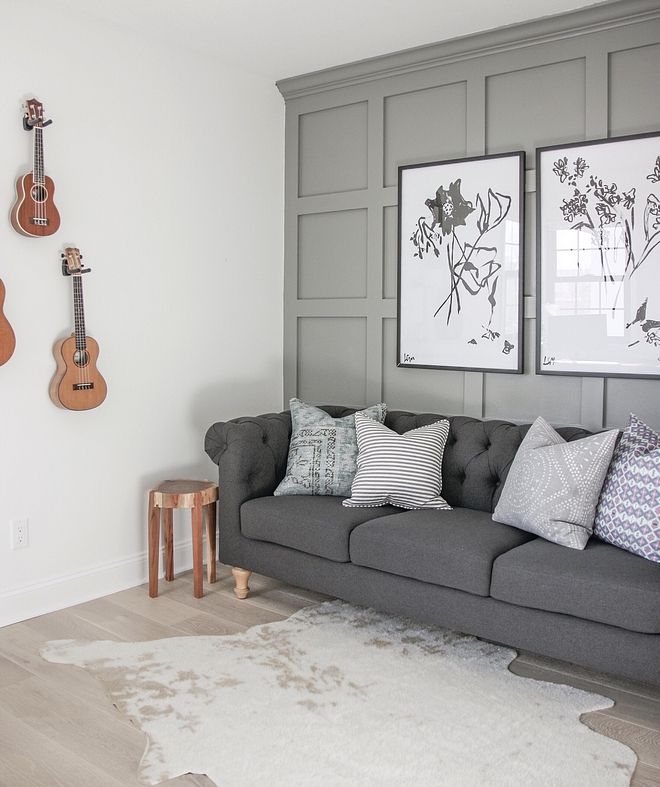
[349,508,535,596]
[491,538,660,634]
[240,496,399,562]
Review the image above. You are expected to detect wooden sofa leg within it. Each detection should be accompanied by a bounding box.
[232,567,252,599]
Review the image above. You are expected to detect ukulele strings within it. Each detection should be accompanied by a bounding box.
[74,273,80,389]
[75,273,87,389]
[37,126,41,226]
[73,272,81,389]
[34,126,43,227]
[78,274,83,388]
[38,127,42,226]
[32,125,38,225]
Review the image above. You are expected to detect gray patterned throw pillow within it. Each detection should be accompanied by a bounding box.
[492,417,618,549]
[274,399,387,497]
[594,414,660,562]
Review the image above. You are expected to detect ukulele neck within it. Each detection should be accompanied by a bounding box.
[33,127,45,184]
[72,274,87,352]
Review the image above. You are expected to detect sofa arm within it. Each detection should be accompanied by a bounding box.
[204,412,292,565]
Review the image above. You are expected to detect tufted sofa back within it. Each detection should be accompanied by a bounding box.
[317,406,592,513]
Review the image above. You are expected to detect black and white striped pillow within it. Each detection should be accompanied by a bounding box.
[342,414,452,510]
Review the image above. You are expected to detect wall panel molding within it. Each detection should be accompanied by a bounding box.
[281,3,660,428]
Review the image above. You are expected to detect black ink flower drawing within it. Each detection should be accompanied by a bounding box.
[552,152,660,357]
[424,180,475,236]
[647,156,660,183]
[625,297,660,353]
[553,156,588,185]
[560,190,588,223]
[410,179,513,349]
[553,155,660,278]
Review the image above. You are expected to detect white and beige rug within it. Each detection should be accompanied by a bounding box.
[41,601,636,786]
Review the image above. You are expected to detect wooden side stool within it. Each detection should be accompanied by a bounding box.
[148,480,219,599]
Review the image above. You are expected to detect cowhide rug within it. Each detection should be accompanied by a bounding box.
[41,601,636,786]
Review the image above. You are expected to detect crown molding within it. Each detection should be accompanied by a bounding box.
[277,0,660,100]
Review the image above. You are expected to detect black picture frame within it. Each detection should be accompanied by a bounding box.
[397,151,525,374]
[536,130,660,380]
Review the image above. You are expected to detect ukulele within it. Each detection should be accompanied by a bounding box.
[10,98,61,237]
[49,248,107,411]
[0,279,16,365]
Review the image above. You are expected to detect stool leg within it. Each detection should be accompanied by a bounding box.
[164,508,174,581]
[205,502,217,584]
[148,492,160,598]
[191,496,203,599]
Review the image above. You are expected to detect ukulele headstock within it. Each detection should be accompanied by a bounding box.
[23,98,52,130]
[61,247,91,276]
[24,98,44,127]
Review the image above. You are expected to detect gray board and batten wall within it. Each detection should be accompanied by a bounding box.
[277,0,660,432]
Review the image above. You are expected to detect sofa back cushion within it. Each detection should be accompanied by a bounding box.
[292,407,592,514]
[385,411,592,513]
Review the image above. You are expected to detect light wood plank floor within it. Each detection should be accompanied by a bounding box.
[1,564,659,786]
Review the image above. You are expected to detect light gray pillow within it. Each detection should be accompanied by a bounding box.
[492,416,618,549]
[274,399,387,497]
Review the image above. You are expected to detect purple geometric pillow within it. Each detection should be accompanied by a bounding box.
[594,414,660,563]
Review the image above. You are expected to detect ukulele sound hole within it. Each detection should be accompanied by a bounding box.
[73,349,89,367]
[30,184,48,203]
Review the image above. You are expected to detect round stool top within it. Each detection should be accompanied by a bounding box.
[151,479,218,508]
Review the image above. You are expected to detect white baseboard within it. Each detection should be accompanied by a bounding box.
[0,539,199,628]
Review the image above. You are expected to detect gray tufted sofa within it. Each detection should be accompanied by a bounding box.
[205,407,660,686]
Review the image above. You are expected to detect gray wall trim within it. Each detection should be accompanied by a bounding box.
[463,373,485,418]
[283,97,300,404]
[277,0,659,99]
[366,92,386,404]
[282,4,660,430]
[581,378,606,432]
[466,75,487,156]
[523,297,535,321]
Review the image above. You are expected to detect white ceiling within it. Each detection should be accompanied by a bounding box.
[46,0,605,81]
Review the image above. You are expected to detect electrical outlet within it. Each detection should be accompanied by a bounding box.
[10,518,29,549]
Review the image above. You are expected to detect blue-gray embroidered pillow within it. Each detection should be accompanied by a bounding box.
[594,414,660,563]
[274,399,387,497]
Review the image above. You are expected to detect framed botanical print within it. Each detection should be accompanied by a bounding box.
[397,151,524,373]
[537,131,660,379]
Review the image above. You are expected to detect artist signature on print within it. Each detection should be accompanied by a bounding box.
[542,355,556,367]
[403,353,416,363]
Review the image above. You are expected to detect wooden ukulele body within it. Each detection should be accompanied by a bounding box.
[50,334,107,411]
[0,280,16,365]
[10,172,61,237]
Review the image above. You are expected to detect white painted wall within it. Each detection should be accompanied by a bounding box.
[0,1,284,625]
